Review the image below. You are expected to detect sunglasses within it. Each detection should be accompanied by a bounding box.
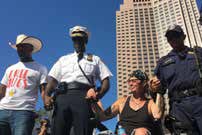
[129,70,148,81]
[127,78,141,84]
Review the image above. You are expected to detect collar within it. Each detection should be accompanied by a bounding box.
[168,46,190,56]
[73,51,88,56]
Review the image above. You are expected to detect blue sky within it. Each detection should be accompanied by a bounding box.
[0,0,201,132]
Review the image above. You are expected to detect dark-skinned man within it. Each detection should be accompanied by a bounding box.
[44,25,112,135]
[0,34,48,135]
[150,24,202,134]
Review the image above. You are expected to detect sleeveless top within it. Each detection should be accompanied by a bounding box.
[119,97,155,134]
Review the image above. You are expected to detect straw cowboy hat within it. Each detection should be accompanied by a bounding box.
[9,34,42,53]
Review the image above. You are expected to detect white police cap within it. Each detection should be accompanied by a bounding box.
[69,25,90,38]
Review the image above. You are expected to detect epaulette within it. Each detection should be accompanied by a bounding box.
[188,50,194,55]
[87,53,93,62]
[158,54,175,67]
[187,47,194,55]
[158,55,170,64]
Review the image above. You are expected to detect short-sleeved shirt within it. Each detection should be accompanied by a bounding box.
[0,61,48,111]
[154,46,202,96]
[49,52,112,85]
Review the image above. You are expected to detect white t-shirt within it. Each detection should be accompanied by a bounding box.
[49,52,112,85]
[0,61,47,111]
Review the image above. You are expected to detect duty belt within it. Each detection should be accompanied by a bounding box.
[56,81,92,94]
[170,87,198,101]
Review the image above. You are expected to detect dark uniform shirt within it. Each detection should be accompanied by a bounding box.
[154,46,202,98]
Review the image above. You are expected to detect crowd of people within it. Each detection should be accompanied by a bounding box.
[0,24,202,135]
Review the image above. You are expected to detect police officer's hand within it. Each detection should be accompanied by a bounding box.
[135,128,150,135]
[86,88,97,100]
[44,95,54,111]
[149,76,161,93]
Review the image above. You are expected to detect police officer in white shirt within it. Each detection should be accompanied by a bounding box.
[44,25,112,135]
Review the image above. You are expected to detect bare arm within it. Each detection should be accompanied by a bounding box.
[92,97,126,121]
[0,84,6,100]
[38,126,47,135]
[44,77,58,110]
[150,94,164,119]
[39,83,47,103]
[45,77,58,96]
[97,77,110,99]
[86,77,110,100]
[149,76,165,119]
[92,103,118,121]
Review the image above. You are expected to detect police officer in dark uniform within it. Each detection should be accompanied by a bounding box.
[44,26,112,135]
[150,24,202,134]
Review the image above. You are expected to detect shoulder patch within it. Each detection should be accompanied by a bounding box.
[87,53,93,62]
[162,58,175,66]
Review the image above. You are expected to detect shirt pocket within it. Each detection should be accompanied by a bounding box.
[84,62,96,75]
[187,55,197,71]
[162,59,176,82]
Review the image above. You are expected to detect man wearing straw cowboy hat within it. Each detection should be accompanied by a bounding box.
[44,25,112,135]
[0,34,48,135]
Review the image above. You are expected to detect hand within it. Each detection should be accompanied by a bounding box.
[86,88,97,100]
[44,95,54,111]
[135,128,150,135]
[149,76,161,93]
[41,125,47,132]
[39,126,47,135]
